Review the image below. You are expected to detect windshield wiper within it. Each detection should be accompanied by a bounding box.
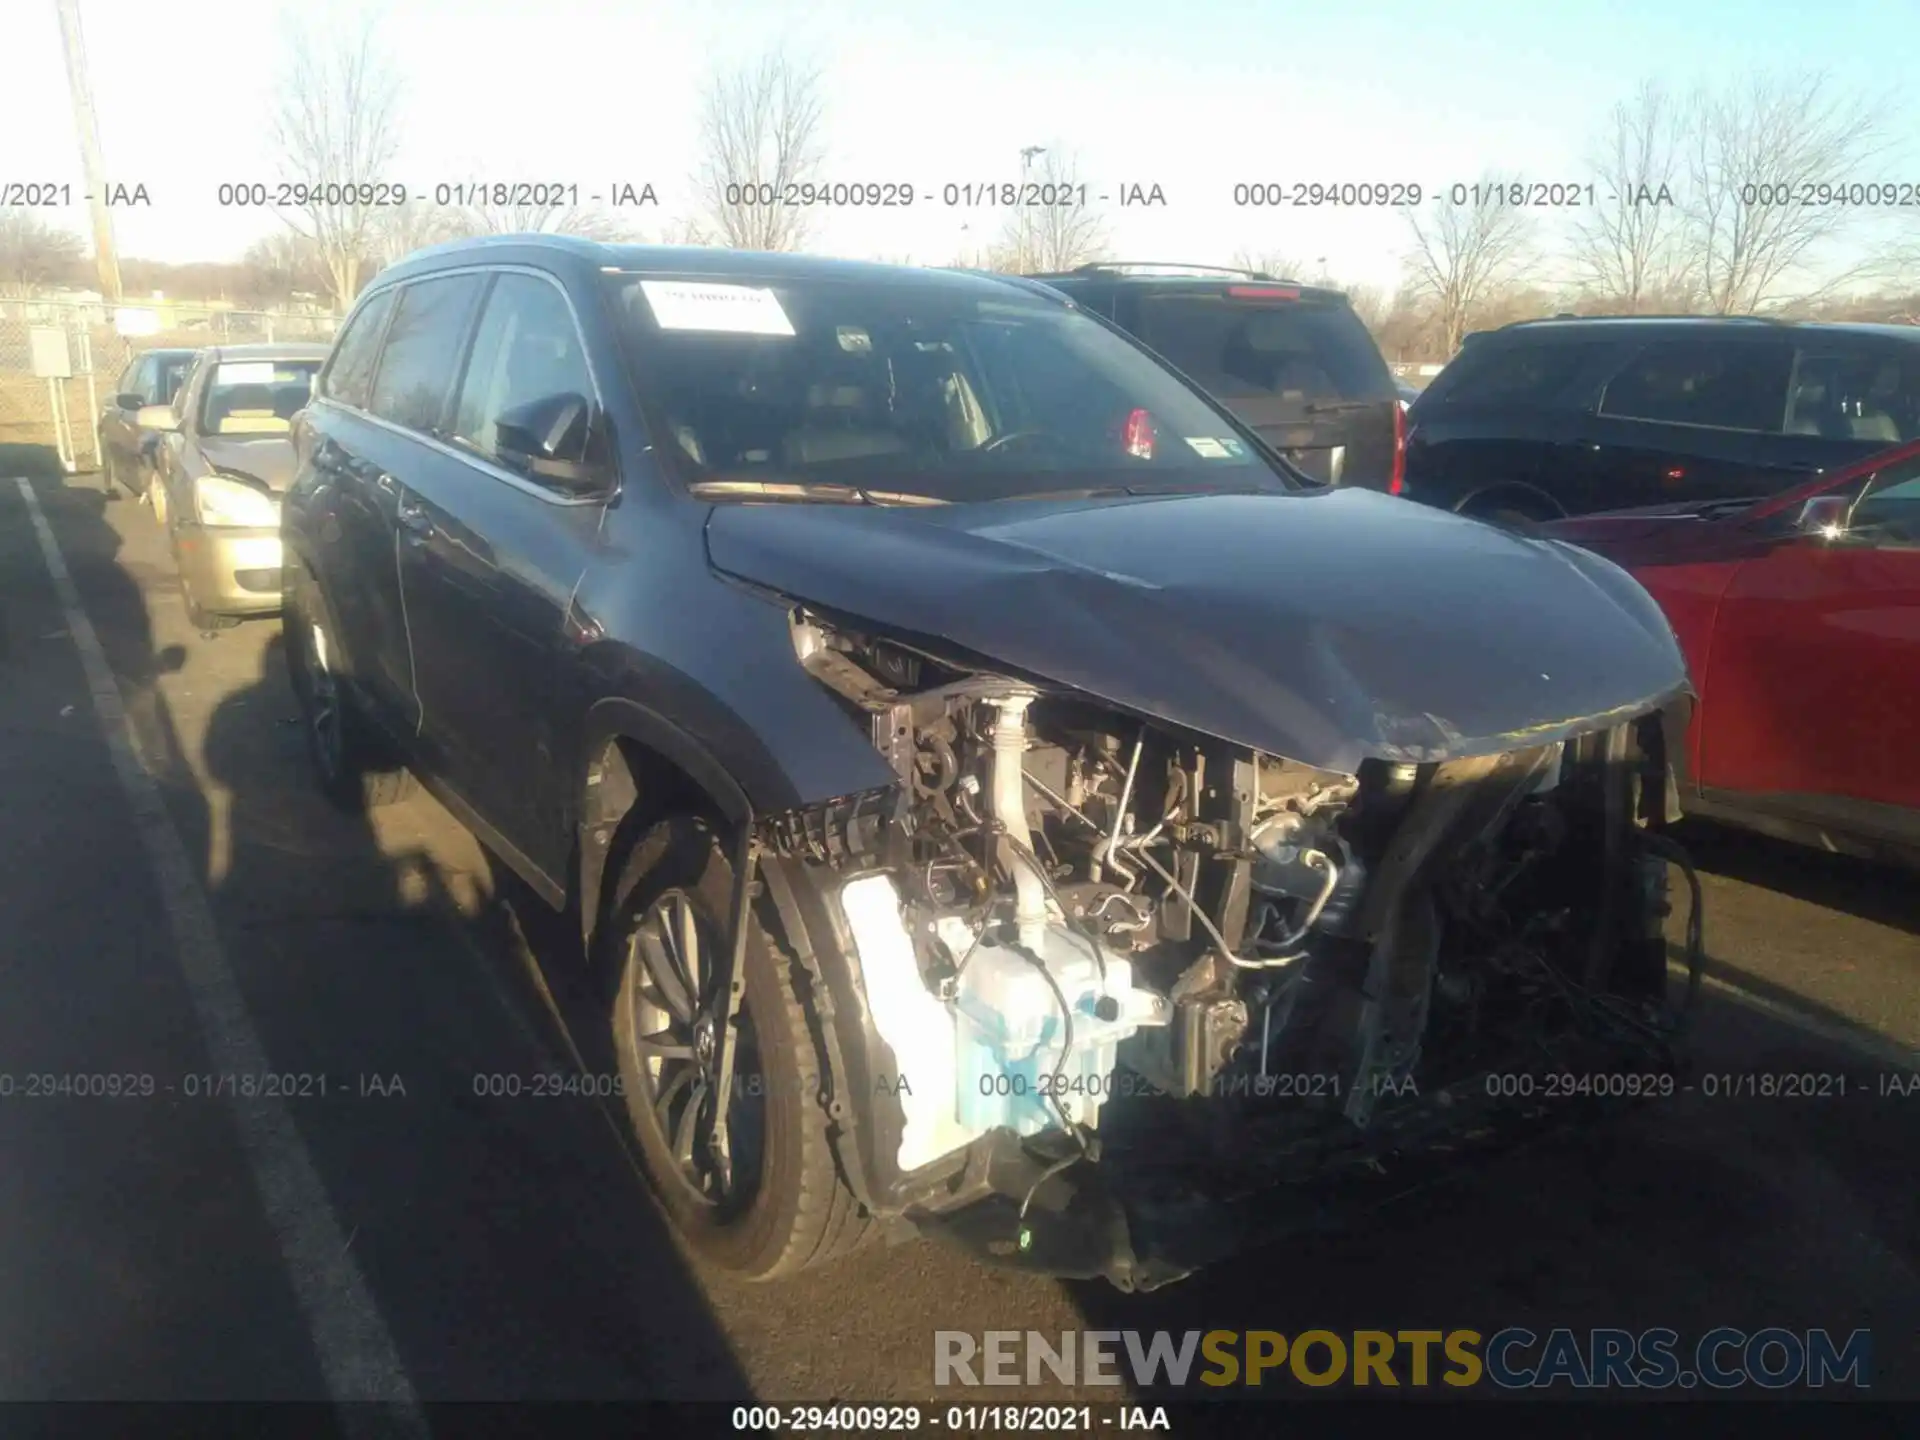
[687,477,949,506]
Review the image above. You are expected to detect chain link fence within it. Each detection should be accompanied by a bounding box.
[0,296,337,472]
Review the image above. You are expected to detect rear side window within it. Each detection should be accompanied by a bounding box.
[1135,295,1394,402]
[369,275,486,434]
[1427,339,1605,409]
[450,274,596,472]
[1786,348,1920,443]
[322,288,396,410]
[1600,339,1791,433]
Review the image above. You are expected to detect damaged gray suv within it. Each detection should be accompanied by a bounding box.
[283,237,1699,1290]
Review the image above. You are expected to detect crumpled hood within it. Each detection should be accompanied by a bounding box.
[196,434,298,493]
[705,486,1692,774]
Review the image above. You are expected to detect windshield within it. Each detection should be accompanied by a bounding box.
[198,359,321,436]
[603,273,1294,502]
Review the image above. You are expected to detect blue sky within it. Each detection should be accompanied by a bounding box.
[6,0,1917,291]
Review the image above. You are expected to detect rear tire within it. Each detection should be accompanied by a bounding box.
[284,568,416,812]
[607,814,871,1279]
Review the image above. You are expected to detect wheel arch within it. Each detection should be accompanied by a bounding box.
[1453,480,1567,521]
[576,696,761,962]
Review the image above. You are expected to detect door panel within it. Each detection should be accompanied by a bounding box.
[1700,458,1920,820]
[398,271,603,875]
[299,286,412,734]
[310,420,419,738]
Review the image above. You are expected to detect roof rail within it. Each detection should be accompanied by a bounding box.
[1066,261,1291,282]
[1504,312,1792,327]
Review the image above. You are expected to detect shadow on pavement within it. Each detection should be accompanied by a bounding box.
[5,473,752,1403]
[1678,818,1920,940]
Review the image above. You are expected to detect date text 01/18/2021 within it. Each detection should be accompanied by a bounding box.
[730,1404,1172,1433]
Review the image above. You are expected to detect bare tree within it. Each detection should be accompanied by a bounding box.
[1229,249,1316,281]
[0,212,87,295]
[1678,73,1889,313]
[693,49,828,251]
[1403,175,1537,355]
[1572,81,1691,311]
[987,150,1109,273]
[456,199,632,242]
[269,14,403,311]
[235,232,327,307]
[1342,283,1392,334]
[659,214,718,247]
[366,199,473,269]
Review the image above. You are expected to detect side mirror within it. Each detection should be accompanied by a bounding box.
[1795,493,1851,540]
[135,404,179,433]
[116,392,146,411]
[494,392,608,493]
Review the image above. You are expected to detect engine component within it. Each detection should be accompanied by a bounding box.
[986,692,1049,951]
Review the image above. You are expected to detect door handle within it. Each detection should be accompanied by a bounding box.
[377,471,398,493]
[396,498,434,542]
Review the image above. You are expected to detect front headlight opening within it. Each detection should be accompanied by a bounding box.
[196,473,279,528]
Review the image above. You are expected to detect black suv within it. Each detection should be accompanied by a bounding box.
[283,237,1692,1289]
[1405,315,1920,521]
[1025,263,1404,490]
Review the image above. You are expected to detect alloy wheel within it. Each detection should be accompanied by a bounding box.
[626,889,765,1209]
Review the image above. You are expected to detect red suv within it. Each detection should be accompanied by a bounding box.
[1544,437,1920,865]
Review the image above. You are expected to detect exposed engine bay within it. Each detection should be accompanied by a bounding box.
[765,609,1698,1286]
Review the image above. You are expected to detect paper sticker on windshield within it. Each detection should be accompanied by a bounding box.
[836,326,872,353]
[216,362,277,386]
[640,280,795,336]
[1184,437,1233,458]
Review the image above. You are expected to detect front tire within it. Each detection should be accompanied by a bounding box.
[608,815,870,1279]
[284,569,416,812]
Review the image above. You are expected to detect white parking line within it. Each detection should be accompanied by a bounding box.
[14,479,425,1427]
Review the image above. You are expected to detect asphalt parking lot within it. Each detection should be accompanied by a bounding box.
[1,470,1917,1407]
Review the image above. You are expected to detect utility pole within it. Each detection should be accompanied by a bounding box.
[54,0,123,303]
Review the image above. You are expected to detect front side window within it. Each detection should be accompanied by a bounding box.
[450,273,596,475]
[604,272,1294,503]
[1600,339,1791,432]
[197,359,322,435]
[171,355,202,420]
[155,354,195,406]
[1786,349,1920,444]
[369,275,486,434]
[322,288,396,410]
